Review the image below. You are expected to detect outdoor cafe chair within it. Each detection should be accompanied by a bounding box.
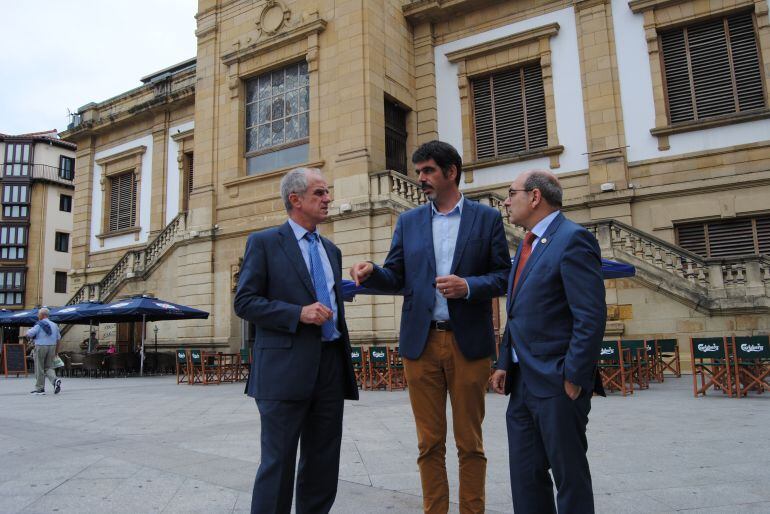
[188,349,204,385]
[239,347,251,381]
[598,340,634,396]
[690,337,734,397]
[621,339,649,390]
[201,351,222,385]
[388,346,407,390]
[656,338,681,377]
[368,346,390,390]
[645,340,664,383]
[82,353,105,379]
[175,349,189,384]
[732,335,770,396]
[219,353,241,383]
[350,346,366,390]
[105,353,128,378]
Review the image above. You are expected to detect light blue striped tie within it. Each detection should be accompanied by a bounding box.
[305,232,336,340]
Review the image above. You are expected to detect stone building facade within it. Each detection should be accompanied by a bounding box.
[61,0,770,369]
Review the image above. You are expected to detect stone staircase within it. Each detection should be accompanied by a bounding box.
[370,170,770,314]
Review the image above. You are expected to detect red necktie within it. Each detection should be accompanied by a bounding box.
[513,231,537,292]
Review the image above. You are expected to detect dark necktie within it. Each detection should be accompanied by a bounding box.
[513,231,537,292]
[304,232,336,340]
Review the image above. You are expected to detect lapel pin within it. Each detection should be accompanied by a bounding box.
[541,238,548,244]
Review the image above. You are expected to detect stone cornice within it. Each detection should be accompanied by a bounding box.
[628,0,689,13]
[221,16,326,66]
[95,146,146,168]
[445,23,560,63]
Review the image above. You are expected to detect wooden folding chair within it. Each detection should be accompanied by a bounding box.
[239,347,251,381]
[598,340,634,396]
[690,337,734,397]
[621,340,649,390]
[350,346,366,390]
[368,346,390,390]
[388,346,406,390]
[656,338,681,377]
[188,349,203,384]
[201,351,221,385]
[219,353,240,383]
[645,340,664,383]
[733,335,770,396]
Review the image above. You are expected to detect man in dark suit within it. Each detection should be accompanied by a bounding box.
[351,141,510,513]
[234,167,358,514]
[490,170,606,514]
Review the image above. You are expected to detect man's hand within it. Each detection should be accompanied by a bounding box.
[564,379,582,400]
[350,262,374,286]
[490,369,507,394]
[436,275,468,299]
[300,302,333,326]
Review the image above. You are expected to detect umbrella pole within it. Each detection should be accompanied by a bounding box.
[140,315,146,377]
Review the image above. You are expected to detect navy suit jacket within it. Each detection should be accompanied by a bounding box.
[234,221,358,401]
[364,198,511,360]
[497,213,606,398]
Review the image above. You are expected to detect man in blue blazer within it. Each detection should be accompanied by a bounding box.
[351,141,510,513]
[234,168,358,514]
[490,170,606,514]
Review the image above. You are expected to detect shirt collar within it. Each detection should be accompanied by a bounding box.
[287,218,318,241]
[531,210,560,239]
[430,194,464,217]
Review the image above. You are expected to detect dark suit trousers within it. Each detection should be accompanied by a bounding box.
[251,341,345,514]
[506,366,594,514]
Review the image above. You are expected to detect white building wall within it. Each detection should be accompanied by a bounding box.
[434,6,589,190]
[90,135,154,252]
[41,184,73,306]
[166,121,194,225]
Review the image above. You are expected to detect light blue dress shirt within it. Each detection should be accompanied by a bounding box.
[431,195,470,321]
[288,218,341,340]
[26,319,61,346]
[511,210,561,363]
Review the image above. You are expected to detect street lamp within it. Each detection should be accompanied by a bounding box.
[153,324,159,354]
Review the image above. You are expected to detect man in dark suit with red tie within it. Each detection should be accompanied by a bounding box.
[490,170,606,514]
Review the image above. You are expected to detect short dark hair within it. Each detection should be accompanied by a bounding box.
[412,140,463,185]
[524,171,563,207]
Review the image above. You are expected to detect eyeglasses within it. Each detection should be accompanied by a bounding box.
[507,188,532,198]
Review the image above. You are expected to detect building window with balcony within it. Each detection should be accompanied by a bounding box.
[0,225,27,260]
[54,271,67,294]
[660,11,765,125]
[385,99,408,174]
[108,171,137,232]
[245,61,310,175]
[2,184,29,218]
[3,143,31,177]
[471,62,548,160]
[60,194,72,212]
[0,270,25,305]
[55,232,69,252]
[59,156,75,180]
[676,215,770,258]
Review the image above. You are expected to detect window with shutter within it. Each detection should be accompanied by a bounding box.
[385,100,408,174]
[676,215,770,257]
[660,11,765,124]
[472,62,547,160]
[108,172,137,232]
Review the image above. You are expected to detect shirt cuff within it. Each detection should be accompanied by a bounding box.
[463,279,471,300]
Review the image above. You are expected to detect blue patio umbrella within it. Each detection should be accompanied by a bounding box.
[49,301,105,325]
[341,258,636,301]
[84,296,209,375]
[0,308,40,326]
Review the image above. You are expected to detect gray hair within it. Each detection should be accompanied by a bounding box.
[39,307,50,317]
[280,168,322,211]
[524,171,563,207]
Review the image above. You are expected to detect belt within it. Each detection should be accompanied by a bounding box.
[429,320,453,332]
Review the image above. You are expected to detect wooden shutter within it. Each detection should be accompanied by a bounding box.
[385,100,408,174]
[472,62,547,160]
[676,223,707,256]
[755,216,770,255]
[187,153,194,196]
[109,172,136,232]
[707,218,755,257]
[661,11,764,124]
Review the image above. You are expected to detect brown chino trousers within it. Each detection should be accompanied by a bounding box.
[403,329,491,514]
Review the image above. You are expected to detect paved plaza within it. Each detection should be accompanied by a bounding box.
[1,374,768,513]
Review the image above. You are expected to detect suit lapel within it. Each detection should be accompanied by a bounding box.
[507,244,523,313]
[450,198,477,275]
[420,204,437,277]
[511,213,564,299]
[278,222,316,298]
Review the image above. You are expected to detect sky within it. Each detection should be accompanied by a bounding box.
[0,0,198,135]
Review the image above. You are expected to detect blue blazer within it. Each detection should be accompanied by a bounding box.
[497,213,606,398]
[364,198,511,360]
[234,221,359,401]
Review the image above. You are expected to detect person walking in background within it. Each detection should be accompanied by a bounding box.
[234,167,358,514]
[490,170,606,514]
[26,307,62,396]
[351,141,510,513]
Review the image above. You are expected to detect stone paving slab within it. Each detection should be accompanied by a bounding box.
[1,374,768,513]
